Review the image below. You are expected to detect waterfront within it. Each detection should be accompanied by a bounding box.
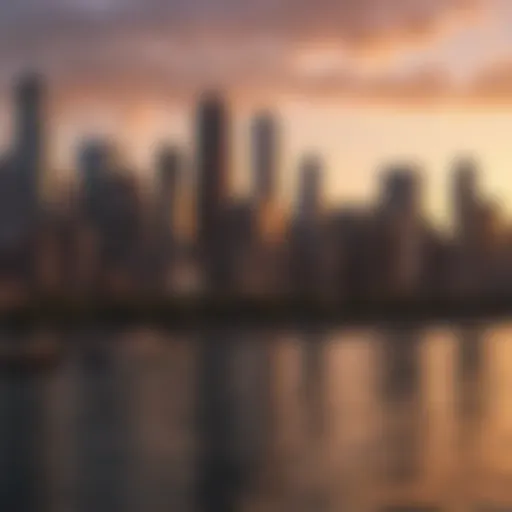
[0,323,511,511]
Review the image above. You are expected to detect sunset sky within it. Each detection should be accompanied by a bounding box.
[2,0,512,225]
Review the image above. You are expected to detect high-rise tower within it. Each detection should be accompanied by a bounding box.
[156,145,180,234]
[251,112,278,205]
[14,71,45,223]
[196,92,230,289]
[380,164,423,297]
[298,154,323,224]
[453,157,479,245]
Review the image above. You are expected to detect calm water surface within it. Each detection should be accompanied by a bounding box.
[0,323,510,511]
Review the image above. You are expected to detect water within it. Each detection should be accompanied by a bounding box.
[0,322,510,511]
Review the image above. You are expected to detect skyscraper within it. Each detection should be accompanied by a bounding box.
[298,154,323,224]
[196,92,230,288]
[197,92,229,243]
[14,71,45,223]
[381,166,420,218]
[156,145,180,234]
[290,154,324,296]
[453,156,479,244]
[248,113,283,294]
[380,164,423,297]
[153,145,181,289]
[251,112,278,205]
[0,154,30,280]
[78,138,114,227]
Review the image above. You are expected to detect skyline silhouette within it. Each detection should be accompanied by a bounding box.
[0,70,511,315]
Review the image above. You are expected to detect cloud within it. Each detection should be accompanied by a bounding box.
[0,0,483,45]
[468,58,512,101]
[0,0,484,95]
[273,65,454,105]
[281,56,512,106]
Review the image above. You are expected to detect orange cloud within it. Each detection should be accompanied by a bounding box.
[0,0,486,96]
[468,58,512,101]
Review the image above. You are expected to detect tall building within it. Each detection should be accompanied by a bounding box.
[297,154,323,224]
[155,145,180,237]
[290,154,324,297]
[451,157,482,295]
[78,138,114,227]
[381,166,420,218]
[196,92,230,289]
[249,113,284,295]
[251,112,278,205]
[153,145,181,290]
[379,165,423,297]
[0,154,31,281]
[14,72,45,223]
[453,157,479,244]
[222,199,256,293]
[325,207,379,301]
[101,170,140,260]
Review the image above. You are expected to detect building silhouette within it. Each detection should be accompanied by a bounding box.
[249,112,285,296]
[381,166,420,218]
[78,139,115,228]
[297,154,323,224]
[154,145,181,289]
[223,199,256,293]
[251,112,278,206]
[380,165,424,297]
[0,155,32,280]
[1,72,512,305]
[100,168,141,294]
[453,157,479,244]
[14,72,45,225]
[326,206,380,301]
[452,157,483,295]
[290,154,324,297]
[196,92,231,290]
[155,145,180,238]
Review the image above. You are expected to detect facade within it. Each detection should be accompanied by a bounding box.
[14,72,45,225]
[196,92,230,290]
[251,112,278,205]
[379,165,424,298]
[155,145,180,237]
[289,155,325,297]
[152,146,181,292]
[78,138,115,227]
[452,157,483,295]
[297,154,323,225]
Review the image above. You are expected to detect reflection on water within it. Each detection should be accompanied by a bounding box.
[4,323,512,510]
[0,370,48,511]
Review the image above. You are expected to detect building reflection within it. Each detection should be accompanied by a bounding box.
[323,331,381,512]
[301,328,326,440]
[75,332,134,512]
[298,329,330,511]
[450,325,485,510]
[130,333,196,512]
[380,327,423,485]
[195,330,243,512]
[457,324,485,423]
[0,325,508,512]
[0,345,49,511]
[232,334,273,488]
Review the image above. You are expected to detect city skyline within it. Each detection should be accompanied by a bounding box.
[4,2,512,227]
[0,87,512,230]
[0,70,507,305]
[0,94,512,230]
[5,4,512,509]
